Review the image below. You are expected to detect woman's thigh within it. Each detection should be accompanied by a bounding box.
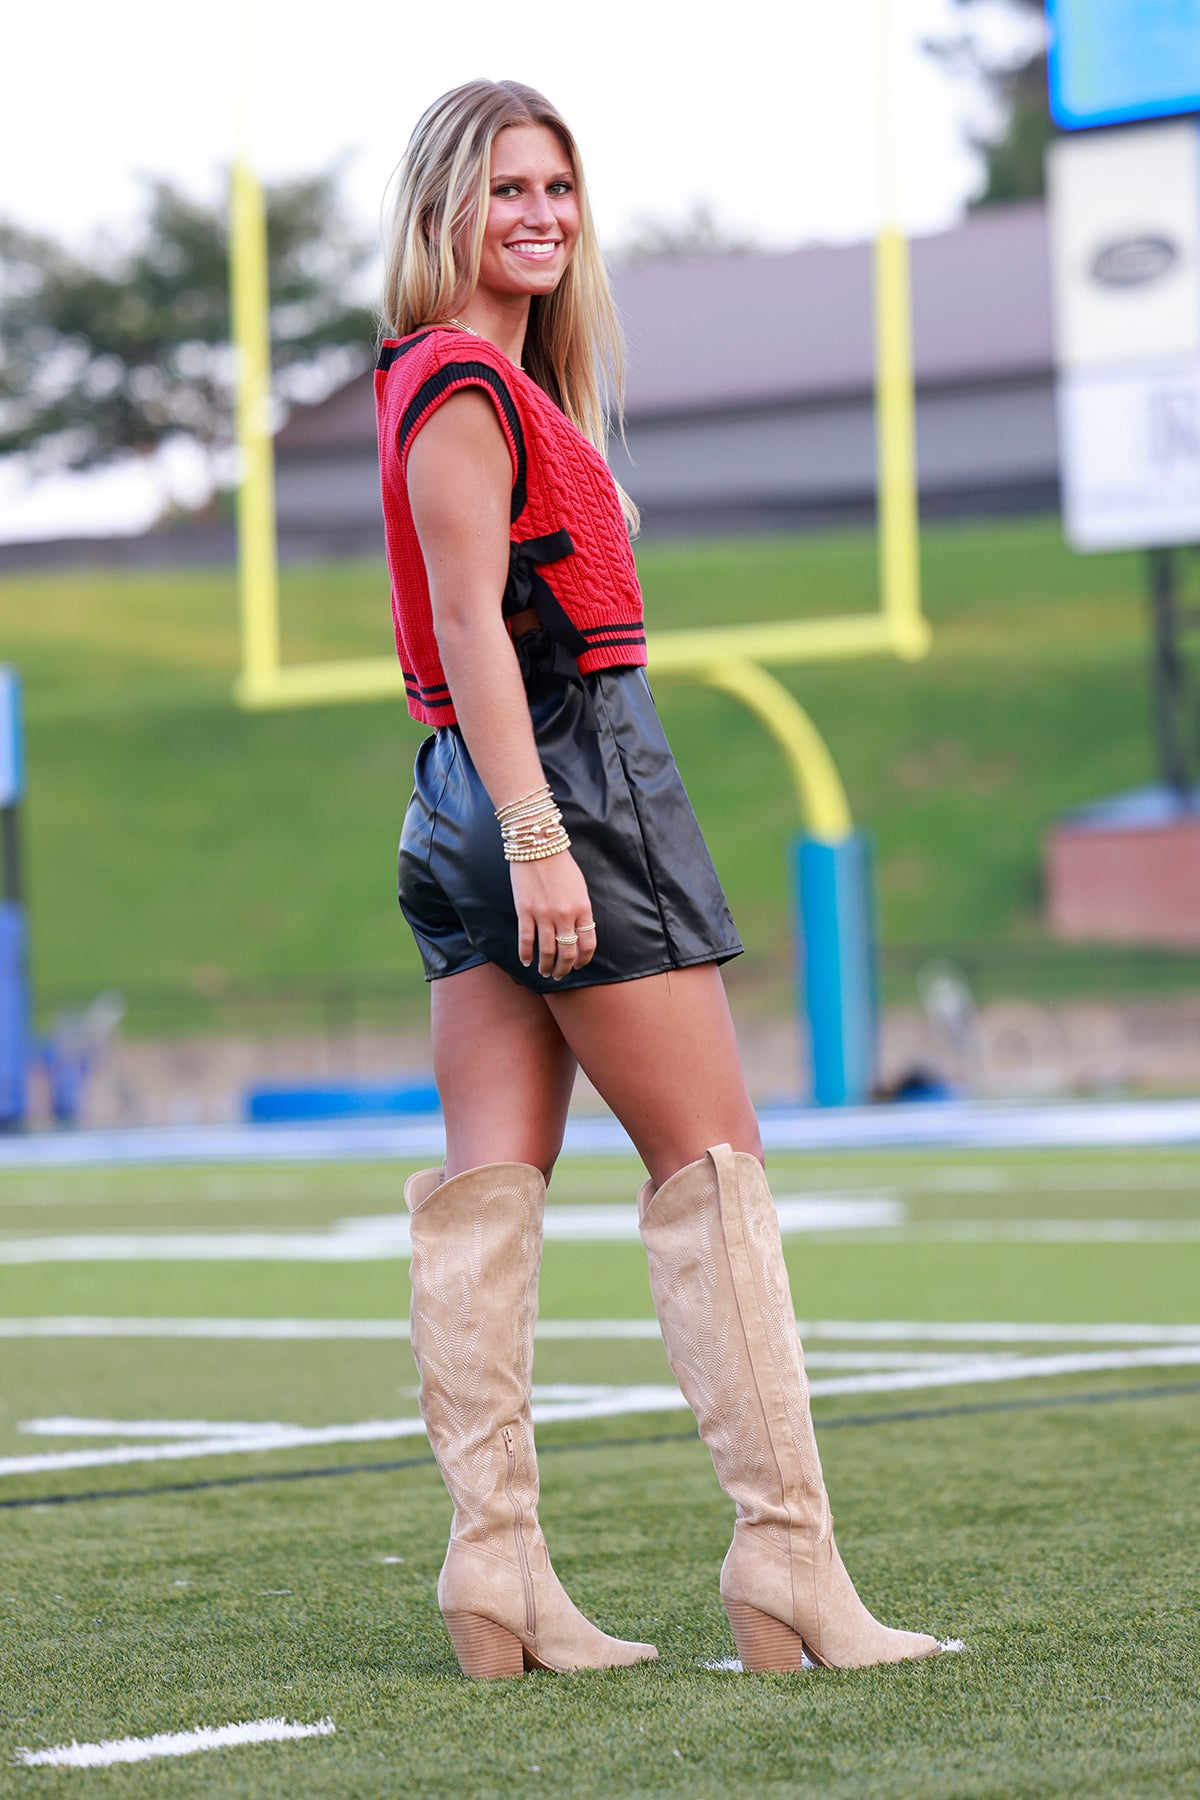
[547,964,762,1188]
[431,961,577,1180]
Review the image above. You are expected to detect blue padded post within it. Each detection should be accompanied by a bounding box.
[793,831,879,1107]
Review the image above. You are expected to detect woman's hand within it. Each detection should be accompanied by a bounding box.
[511,851,598,979]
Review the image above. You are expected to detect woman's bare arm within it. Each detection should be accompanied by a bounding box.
[407,388,595,978]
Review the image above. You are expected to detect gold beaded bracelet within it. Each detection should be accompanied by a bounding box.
[505,833,572,862]
[497,780,570,862]
[495,783,552,823]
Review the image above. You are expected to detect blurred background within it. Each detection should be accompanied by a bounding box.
[4,0,1200,1131]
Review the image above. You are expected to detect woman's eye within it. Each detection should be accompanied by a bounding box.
[548,182,574,195]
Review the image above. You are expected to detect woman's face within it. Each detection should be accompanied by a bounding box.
[473,123,580,309]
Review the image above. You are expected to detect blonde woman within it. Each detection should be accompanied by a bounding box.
[378,78,941,1679]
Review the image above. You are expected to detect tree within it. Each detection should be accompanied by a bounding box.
[0,169,375,482]
[926,0,1053,207]
[612,202,759,266]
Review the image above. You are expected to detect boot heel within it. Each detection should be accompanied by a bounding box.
[724,1598,813,1673]
[442,1609,526,1679]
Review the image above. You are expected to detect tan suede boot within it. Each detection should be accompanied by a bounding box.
[638,1144,940,1672]
[406,1162,657,1678]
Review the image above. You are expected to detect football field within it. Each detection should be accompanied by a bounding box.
[2,1146,1199,1798]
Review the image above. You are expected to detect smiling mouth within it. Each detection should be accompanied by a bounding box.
[505,240,560,258]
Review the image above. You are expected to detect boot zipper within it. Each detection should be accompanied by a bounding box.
[503,1425,537,1640]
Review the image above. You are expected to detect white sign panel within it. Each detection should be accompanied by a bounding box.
[1047,121,1200,370]
[1058,357,1200,551]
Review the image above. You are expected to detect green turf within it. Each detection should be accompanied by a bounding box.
[4,517,1191,1029]
[1,1145,1199,1794]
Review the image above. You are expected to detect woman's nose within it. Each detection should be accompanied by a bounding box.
[522,187,556,228]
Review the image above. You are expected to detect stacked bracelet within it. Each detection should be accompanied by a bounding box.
[496,783,571,863]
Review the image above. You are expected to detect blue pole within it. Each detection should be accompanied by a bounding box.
[793,831,879,1107]
[0,667,28,1128]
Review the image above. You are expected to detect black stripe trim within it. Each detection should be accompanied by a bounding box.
[399,363,527,522]
[376,332,437,371]
[401,671,451,699]
[577,630,647,647]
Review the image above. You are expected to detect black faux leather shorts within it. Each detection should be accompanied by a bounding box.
[397,644,743,992]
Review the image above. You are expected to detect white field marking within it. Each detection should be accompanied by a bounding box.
[14,1207,1200,1264]
[877,1220,1200,1242]
[4,1316,1200,1345]
[20,1418,290,1439]
[0,1387,688,1479]
[0,1194,900,1264]
[7,1341,1200,1483]
[885,1164,1200,1194]
[806,1344,1200,1398]
[15,1717,335,1769]
[792,1318,1200,1344]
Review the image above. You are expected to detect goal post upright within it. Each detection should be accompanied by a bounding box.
[230,0,281,702]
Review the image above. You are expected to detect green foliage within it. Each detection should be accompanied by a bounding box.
[0,171,374,474]
[927,0,1054,207]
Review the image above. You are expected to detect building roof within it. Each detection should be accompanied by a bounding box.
[619,200,1051,415]
[275,200,1052,456]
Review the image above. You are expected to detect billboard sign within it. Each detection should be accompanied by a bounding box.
[1047,121,1200,368]
[1047,0,1200,130]
[1058,356,1200,549]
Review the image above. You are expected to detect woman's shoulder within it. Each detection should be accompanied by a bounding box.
[377,328,532,411]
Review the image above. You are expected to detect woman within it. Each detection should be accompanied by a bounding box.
[377,78,941,1679]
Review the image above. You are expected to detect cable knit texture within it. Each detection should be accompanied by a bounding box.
[377,327,646,726]
[406,1162,656,1676]
[638,1145,940,1671]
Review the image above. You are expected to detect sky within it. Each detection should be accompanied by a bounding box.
[0,0,1041,541]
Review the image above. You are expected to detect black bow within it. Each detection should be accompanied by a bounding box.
[502,530,599,730]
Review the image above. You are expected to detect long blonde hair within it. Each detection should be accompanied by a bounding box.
[381,79,637,532]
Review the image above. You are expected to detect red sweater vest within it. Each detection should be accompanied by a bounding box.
[375,327,647,727]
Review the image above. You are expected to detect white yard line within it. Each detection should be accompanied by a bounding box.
[8,1209,1200,1263]
[5,1343,1200,1482]
[4,1315,1200,1344]
[0,1388,688,1479]
[793,1318,1200,1344]
[0,1195,901,1263]
[16,1717,335,1769]
[890,1220,1200,1242]
[806,1345,1200,1397]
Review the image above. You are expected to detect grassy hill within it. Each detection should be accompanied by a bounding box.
[0,517,1187,1030]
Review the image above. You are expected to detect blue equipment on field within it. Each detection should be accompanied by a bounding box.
[0,667,28,1128]
[794,832,878,1108]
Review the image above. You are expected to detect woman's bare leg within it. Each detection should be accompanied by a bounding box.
[431,961,577,1179]
[547,964,762,1187]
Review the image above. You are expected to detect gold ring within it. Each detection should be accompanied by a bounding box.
[555,932,578,946]
[578,920,596,932]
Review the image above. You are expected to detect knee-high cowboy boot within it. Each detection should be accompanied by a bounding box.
[406,1162,657,1678]
[638,1144,940,1671]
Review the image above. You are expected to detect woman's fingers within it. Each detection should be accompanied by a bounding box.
[539,916,579,980]
[574,918,597,971]
[512,857,596,979]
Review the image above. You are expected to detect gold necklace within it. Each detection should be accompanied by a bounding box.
[419,314,523,370]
